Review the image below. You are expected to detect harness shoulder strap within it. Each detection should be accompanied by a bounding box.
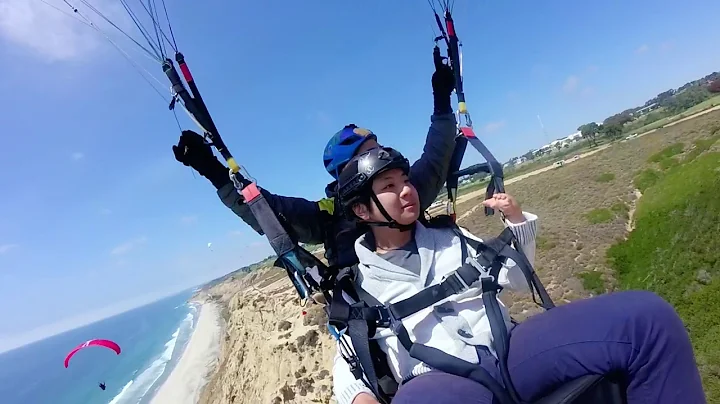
[327,265,396,403]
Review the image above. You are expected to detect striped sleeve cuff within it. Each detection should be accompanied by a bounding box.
[505,211,538,246]
[336,380,376,404]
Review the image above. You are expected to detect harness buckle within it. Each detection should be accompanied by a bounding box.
[467,256,495,283]
[376,306,402,334]
[327,323,347,340]
[445,270,472,293]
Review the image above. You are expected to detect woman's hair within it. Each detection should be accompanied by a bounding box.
[347,193,373,220]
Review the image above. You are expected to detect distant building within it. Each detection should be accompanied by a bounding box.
[503,155,529,169]
[632,103,659,116]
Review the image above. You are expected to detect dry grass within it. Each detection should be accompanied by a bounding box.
[453,109,720,320]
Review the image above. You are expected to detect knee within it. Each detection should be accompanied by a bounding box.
[394,372,493,404]
[616,290,675,314]
[611,290,686,336]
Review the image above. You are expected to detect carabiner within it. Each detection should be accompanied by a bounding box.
[457,110,473,128]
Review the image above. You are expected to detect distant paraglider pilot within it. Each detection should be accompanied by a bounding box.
[64,338,121,393]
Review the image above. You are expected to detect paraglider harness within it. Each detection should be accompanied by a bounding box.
[326,214,546,404]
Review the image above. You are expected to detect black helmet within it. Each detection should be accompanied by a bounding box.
[338,147,412,230]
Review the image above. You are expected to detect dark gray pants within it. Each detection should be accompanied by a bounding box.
[392,291,706,404]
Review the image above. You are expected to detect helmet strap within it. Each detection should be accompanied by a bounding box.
[365,192,414,232]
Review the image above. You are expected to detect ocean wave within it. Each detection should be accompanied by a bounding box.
[107,380,134,404]
[106,324,183,404]
[186,305,200,328]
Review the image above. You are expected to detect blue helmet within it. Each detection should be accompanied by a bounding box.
[323,124,377,179]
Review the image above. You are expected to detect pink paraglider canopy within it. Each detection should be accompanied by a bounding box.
[64,339,121,368]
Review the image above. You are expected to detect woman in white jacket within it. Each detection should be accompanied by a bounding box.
[332,147,705,404]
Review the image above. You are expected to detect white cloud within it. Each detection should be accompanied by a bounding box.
[0,243,19,255]
[581,87,596,97]
[71,152,84,160]
[635,44,649,54]
[248,241,266,249]
[0,0,137,63]
[530,64,550,78]
[563,75,579,94]
[110,236,148,255]
[100,208,112,215]
[0,0,99,62]
[308,110,332,126]
[228,230,245,237]
[180,215,198,224]
[483,121,506,133]
[113,258,128,268]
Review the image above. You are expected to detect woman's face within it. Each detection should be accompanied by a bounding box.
[355,168,420,225]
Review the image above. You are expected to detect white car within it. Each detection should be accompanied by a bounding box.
[429,200,444,210]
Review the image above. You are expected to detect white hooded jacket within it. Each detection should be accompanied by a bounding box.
[333,212,539,404]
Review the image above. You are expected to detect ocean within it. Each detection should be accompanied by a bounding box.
[0,289,199,404]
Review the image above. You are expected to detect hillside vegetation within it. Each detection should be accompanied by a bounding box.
[608,144,720,401]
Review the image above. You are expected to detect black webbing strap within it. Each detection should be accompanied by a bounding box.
[385,228,515,322]
[242,183,296,257]
[446,134,507,217]
[327,269,391,403]
[347,316,382,397]
[456,226,524,402]
[407,342,516,404]
[463,226,555,311]
[466,136,506,216]
[481,257,521,403]
[327,267,400,401]
[240,182,314,298]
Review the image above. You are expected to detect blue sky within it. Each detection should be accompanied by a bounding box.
[1,0,719,352]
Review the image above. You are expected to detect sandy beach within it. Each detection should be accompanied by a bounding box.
[151,302,223,404]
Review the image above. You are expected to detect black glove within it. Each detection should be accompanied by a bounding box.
[432,46,455,114]
[172,130,231,190]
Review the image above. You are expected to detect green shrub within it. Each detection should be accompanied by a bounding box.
[610,202,630,219]
[584,208,614,224]
[647,142,685,163]
[536,236,558,251]
[633,169,662,192]
[658,157,680,170]
[577,271,605,295]
[594,172,615,183]
[685,136,720,162]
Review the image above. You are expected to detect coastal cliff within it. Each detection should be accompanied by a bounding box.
[196,267,338,404]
